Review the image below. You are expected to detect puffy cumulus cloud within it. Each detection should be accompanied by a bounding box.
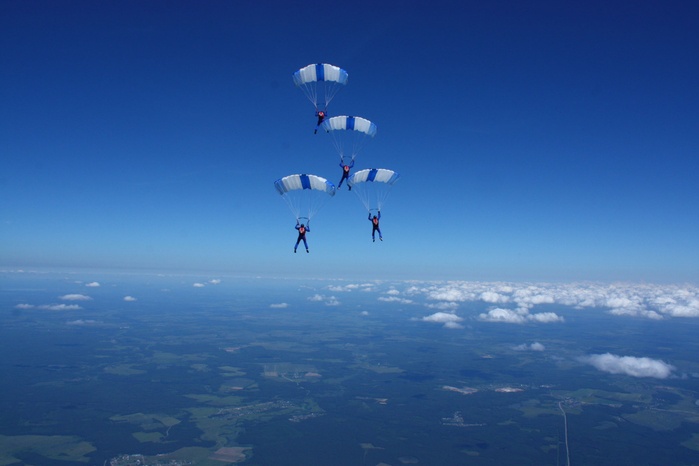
[415,281,699,321]
[325,297,341,306]
[514,342,546,351]
[422,312,464,324]
[578,353,675,379]
[327,284,360,292]
[38,304,83,311]
[123,296,137,301]
[85,282,100,287]
[59,294,92,301]
[444,321,464,329]
[270,303,288,308]
[67,319,97,325]
[308,294,341,306]
[527,312,565,323]
[427,288,475,302]
[478,308,564,324]
[425,302,459,310]
[193,283,205,287]
[378,296,414,304]
[480,291,510,304]
[209,279,221,284]
[14,304,34,309]
[479,308,527,324]
[360,311,369,315]
[386,289,400,295]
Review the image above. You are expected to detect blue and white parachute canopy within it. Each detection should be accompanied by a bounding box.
[347,169,400,214]
[321,116,377,164]
[293,63,348,111]
[274,174,336,222]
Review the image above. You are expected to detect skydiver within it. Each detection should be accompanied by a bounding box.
[314,110,327,134]
[369,211,382,242]
[294,220,310,253]
[337,158,354,190]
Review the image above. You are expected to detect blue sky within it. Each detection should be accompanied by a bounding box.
[1,1,697,282]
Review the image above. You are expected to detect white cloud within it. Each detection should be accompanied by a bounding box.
[327,284,360,292]
[308,294,340,306]
[578,353,675,379]
[420,312,464,329]
[209,279,221,284]
[38,304,83,311]
[378,296,413,304]
[425,302,459,310]
[422,312,463,323]
[85,282,100,287]
[386,289,400,295]
[527,312,565,323]
[67,319,97,325]
[479,308,527,324]
[478,308,564,324]
[444,321,465,329]
[270,303,288,308]
[193,283,205,287]
[123,296,137,301]
[59,294,92,301]
[513,342,546,351]
[361,311,369,315]
[480,291,510,304]
[417,281,699,320]
[14,304,34,309]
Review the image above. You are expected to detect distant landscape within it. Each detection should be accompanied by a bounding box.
[2,272,699,465]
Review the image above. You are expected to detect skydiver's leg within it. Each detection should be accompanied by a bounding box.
[337,177,344,188]
[372,227,376,242]
[378,227,382,240]
[295,238,301,252]
[303,238,308,252]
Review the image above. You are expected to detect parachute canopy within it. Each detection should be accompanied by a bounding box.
[293,63,348,111]
[274,174,336,223]
[347,169,400,215]
[321,116,377,165]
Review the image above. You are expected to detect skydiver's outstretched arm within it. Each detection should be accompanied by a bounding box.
[349,160,354,169]
[378,211,381,220]
[368,212,372,221]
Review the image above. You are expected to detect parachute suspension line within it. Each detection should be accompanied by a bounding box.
[352,131,370,162]
[323,81,340,110]
[303,82,318,109]
[329,132,344,160]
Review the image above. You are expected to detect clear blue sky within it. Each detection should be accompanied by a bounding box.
[1,1,697,282]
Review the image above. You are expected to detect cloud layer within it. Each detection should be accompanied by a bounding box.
[404,281,699,320]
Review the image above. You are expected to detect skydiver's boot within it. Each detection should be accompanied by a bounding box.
[380,237,383,241]
[349,186,351,191]
[314,129,318,134]
[306,249,309,253]
[294,249,297,253]
[373,238,375,242]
